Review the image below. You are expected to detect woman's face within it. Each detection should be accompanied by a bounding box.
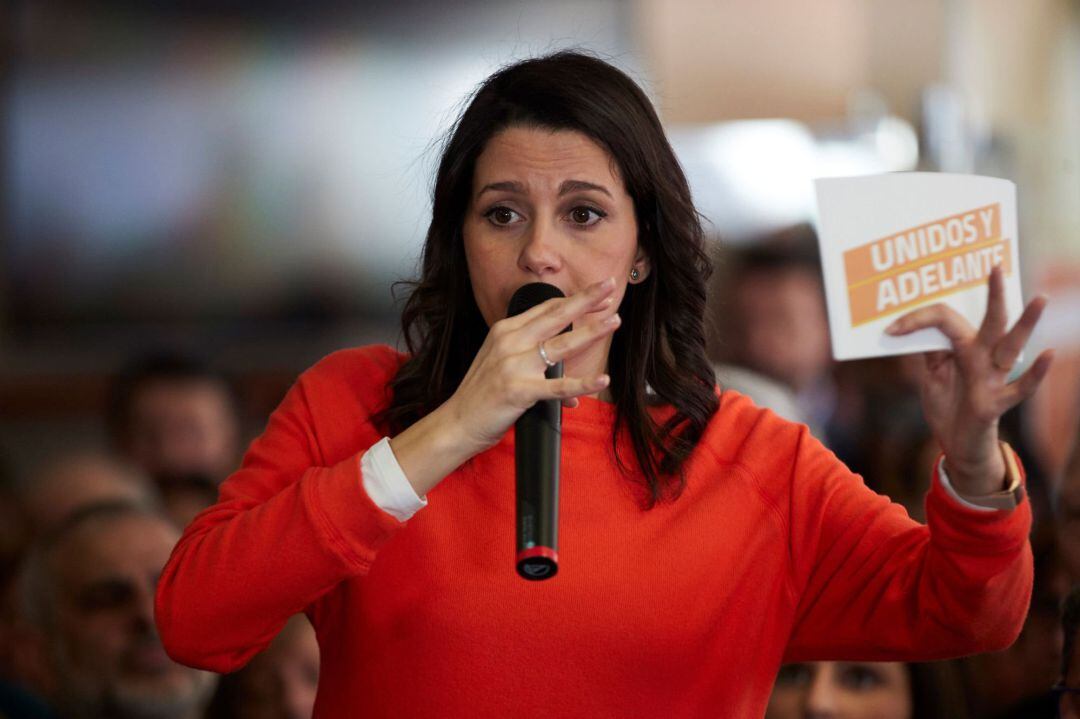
[765,662,912,719]
[463,126,646,376]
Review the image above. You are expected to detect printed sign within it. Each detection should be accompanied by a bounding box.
[814,173,1023,361]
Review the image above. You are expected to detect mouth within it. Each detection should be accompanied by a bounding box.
[504,282,567,318]
[127,644,173,674]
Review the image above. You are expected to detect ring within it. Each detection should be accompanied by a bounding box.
[537,341,557,367]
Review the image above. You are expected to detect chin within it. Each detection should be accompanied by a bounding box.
[109,669,216,716]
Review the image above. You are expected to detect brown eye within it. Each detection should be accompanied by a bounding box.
[837,663,888,691]
[568,206,606,226]
[78,580,136,613]
[484,206,522,226]
[775,664,813,688]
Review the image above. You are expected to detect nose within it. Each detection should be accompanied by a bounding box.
[159,424,209,474]
[517,217,562,278]
[133,581,157,633]
[803,664,838,719]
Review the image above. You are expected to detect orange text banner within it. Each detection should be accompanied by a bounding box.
[841,203,1008,327]
[847,238,1012,326]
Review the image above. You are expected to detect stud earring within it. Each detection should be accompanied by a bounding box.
[630,267,640,282]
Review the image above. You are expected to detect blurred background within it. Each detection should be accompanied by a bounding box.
[2,1,1080,717]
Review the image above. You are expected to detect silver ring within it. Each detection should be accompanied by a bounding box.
[537,341,557,367]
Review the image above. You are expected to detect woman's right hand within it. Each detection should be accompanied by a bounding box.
[389,277,621,497]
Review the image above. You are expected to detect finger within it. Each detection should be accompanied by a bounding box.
[1001,348,1054,407]
[991,294,1048,372]
[885,303,975,346]
[526,373,611,402]
[922,350,952,373]
[975,265,1007,345]
[501,277,615,334]
[536,313,621,365]
[525,279,618,340]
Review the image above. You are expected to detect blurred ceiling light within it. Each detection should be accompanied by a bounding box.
[670,113,919,243]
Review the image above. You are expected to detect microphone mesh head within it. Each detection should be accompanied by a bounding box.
[506,282,565,318]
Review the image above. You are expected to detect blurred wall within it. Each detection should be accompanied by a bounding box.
[634,0,944,124]
[947,0,1080,264]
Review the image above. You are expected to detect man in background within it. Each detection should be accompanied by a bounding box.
[16,453,155,535]
[1,452,162,718]
[1059,585,1080,718]
[1056,435,1080,582]
[107,352,242,527]
[708,224,834,436]
[13,502,216,719]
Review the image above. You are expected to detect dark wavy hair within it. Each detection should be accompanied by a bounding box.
[376,51,718,507]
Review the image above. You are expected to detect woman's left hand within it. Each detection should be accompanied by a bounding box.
[885,266,1054,495]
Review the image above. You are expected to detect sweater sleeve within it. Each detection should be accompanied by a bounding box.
[782,425,1033,663]
[154,356,406,673]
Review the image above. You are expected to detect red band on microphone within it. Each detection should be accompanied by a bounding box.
[517,546,558,563]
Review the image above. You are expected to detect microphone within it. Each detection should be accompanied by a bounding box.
[506,283,567,581]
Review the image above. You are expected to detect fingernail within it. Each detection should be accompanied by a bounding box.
[604,313,621,326]
[885,320,900,334]
[597,374,610,386]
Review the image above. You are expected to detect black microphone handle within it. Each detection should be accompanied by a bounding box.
[515,360,561,581]
[505,281,567,582]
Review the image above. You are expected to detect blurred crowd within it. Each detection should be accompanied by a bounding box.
[0,356,317,719]
[0,224,1077,718]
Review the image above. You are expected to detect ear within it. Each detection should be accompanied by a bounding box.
[629,248,651,284]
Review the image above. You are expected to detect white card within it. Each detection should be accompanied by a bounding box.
[814,173,1023,361]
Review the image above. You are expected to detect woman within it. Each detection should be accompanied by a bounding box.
[155,52,1052,718]
[765,660,971,719]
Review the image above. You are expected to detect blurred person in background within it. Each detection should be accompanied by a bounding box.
[12,502,215,719]
[107,352,243,528]
[1058,584,1080,719]
[708,225,835,438]
[204,614,318,719]
[0,456,26,674]
[958,523,1066,718]
[13,452,157,535]
[764,660,970,719]
[1,453,161,717]
[1056,430,1080,583]
[0,457,55,719]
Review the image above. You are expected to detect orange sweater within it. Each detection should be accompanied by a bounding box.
[155,345,1032,718]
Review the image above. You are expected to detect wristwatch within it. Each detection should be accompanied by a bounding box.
[955,440,1026,511]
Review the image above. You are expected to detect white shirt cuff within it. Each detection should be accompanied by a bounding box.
[359,437,428,522]
[935,457,998,512]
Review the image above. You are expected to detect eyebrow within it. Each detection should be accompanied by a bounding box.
[476,179,613,199]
